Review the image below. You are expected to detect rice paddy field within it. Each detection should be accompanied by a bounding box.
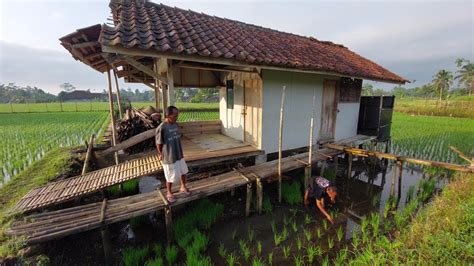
[0,102,219,113]
[0,112,109,185]
[390,112,474,164]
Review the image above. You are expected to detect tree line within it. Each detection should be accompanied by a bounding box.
[363,58,473,99]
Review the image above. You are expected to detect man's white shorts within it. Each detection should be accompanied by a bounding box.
[163,159,189,184]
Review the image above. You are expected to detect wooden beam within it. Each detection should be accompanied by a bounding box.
[123,56,168,84]
[101,45,407,85]
[101,128,155,156]
[106,68,119,165]
[112,70,123,119]
[324,143,474,173]
[72,41,99,49]
[177,64,258,74]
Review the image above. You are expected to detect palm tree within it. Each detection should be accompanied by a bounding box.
[432,70,453,102]
[455,58,474,96]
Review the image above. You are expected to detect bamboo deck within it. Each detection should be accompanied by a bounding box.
[8,135,373,244]
[13,134,261,213]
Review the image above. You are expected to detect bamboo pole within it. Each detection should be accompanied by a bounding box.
[397,161,404,203]
[106,67,119,165]
[390,161,396,197]
[113,70,123,119]
[324,143,473,173]
[278,85,286,203]
[347,153,353,179]
[256,177,263,215]
[245,183,252,217]
[305,89,316,188]
[81,134,95,175]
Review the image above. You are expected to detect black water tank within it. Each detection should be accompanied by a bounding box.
[357,96,395,141]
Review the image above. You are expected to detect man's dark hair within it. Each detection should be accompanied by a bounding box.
[166,105,179,117]
[327,186,338,193]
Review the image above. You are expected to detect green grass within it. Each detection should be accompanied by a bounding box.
[391,112,474,164]
[347,172,474,265]
[394,97,474,118]
[0,147,80,257]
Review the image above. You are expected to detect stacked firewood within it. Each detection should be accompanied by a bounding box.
[116,106,160,154]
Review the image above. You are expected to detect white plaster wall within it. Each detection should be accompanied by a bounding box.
[261,69,325,154]
[335,102,360,141]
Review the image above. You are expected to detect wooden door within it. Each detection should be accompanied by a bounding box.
[320,80,339,141]
[243,78,261,147]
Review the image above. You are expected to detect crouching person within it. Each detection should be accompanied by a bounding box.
[304,176,338,224]
[155,106,191,203]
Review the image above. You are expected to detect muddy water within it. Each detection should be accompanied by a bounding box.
[205,159,440,265]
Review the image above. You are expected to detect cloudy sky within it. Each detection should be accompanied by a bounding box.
[0,0,472,95]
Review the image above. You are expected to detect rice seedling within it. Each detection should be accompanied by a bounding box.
[370,213,380,237]
[257,241,262,255]
[145,257,164,266]
[291,219,298,233]
[296,237,303,250]
[231,229,237,240]
[328,236,334,249]
[281,226,288,241]
[185,251,212,266]
[226,253,237,266]
[306,244,322,264]
[252,257,265,266]
[239,240,251,261]
[383,220,392,232]
[303,228,312,241]
[333,247,348,265]
[360,216,369,234]
[273,230,282,246]
[323,219,328,230]
[123,246,149,266]
[282,245,291,259]
[304,214,312,224]
[248,227,255,242]
[263,196,273,213]
[165,245,178,266]
[190,230,209,253]
[316,228,322,239]
[383,201,391,219]
[294,255,304,266]
[270,219,276,233]
[268,252,273,265]
[152,243,162,257]
[283,214,289,226]
[371,195,380,206]
[336,226,344,242]
[351,229,360,248]
[218,243,227,258]
[281,180,303,205]
[322,255,329,266]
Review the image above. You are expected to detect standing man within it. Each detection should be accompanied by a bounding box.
[156,106,191,203]
[304,176,338,224]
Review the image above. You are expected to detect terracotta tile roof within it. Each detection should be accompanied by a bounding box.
[63,0,408,83]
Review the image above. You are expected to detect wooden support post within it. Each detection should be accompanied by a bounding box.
[106,67,119,165]
[81,134,95,175]
[167,60,175,106]
[347,153,353,179]
[305,89,316,188]
[256,177,263,215]
[155,58,169,112]
[113,69,123,119]
[101,227,112,265]
[278,85,286,203]
[157,189,173,244]
[246,183,252,217]
[154,83,161,114]
[390,161,397,197]
[397,161,404,202]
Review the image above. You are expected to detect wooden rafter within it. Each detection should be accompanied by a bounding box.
[123,56,168,84]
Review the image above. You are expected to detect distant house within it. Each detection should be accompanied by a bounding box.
[60,0,407,158]
[58,90,111,102]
